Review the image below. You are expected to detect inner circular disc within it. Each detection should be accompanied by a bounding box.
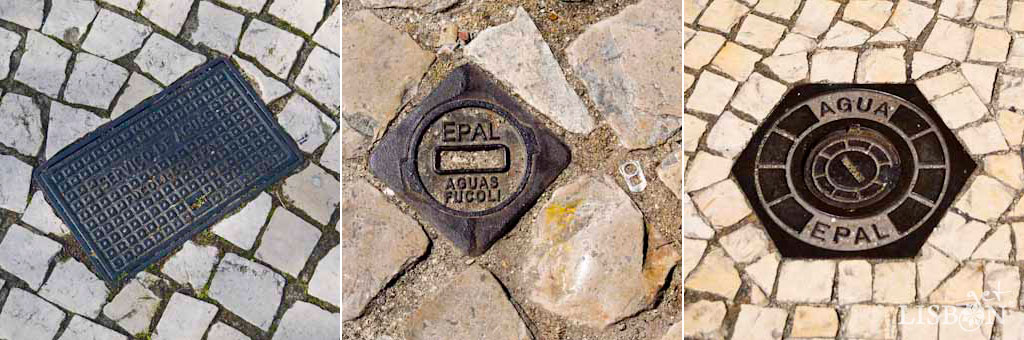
[416,107,528,213]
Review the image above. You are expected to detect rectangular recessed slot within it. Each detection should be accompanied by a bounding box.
[434,144,510,174]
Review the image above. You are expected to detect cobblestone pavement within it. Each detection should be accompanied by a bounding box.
[685,0,1024,338]
[0,1,339,339]
[342,0,682,339]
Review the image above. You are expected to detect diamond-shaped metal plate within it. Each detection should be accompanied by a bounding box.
[34,58,303,282]
[732,84,976,258]
[370,64,570,256]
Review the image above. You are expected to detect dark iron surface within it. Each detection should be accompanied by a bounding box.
[35,58,303,282]
[732,84,975,258]
[370,64,570,256]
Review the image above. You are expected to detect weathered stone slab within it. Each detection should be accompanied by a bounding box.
[240,19,304,78]
[0,224,61,289]
[103,274,163,335]
[273,301,339,340]
[111,72,162,118]
[567,0,682,148]
[268,0,325,34]
[406,265,532,339]
[0,288,65,340]
[233,56,290,104]
[134,34,206,85]
[309,246,339,307]
[211,192,272,250]
[342,11,433,140]
[64,53,130,109]
[153,293,218,340]
[22,191,70,235]
[297,46,340,112]
[38,259,109,317]
[162,241,219,290]
[82,10,152,61]
[140,0,191,35]
[41,0,97,44]
[58,316,127,340]
[208,253,285,331]
[0,0,44,29]
[528,175,678,328]
[15,31,71,97]
[255,208,321,277]
[277,94,336,154]
[0,93,43,156]
[46,102,108,159]
[466,7,595,134]
[342,179,428,321]
[191,1,245,55]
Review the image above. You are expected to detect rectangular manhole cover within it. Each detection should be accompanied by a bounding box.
[34,58,303,282]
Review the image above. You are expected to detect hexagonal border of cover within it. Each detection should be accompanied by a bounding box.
[732,83,976,258]
[369,63,571,256]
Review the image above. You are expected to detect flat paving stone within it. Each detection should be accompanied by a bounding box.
[709,42,761,80]
[81,9,152,61]
[111,72,162,118]
[22,191,70,235]
[566,0,681,148]
[0,224,61,289]
[268,0,325,34]
[705,111,755,158]
[0,288,65,340]
[208,253,285,331]
[684,31,725,70]
[341,118,368,159]
[342,11,433,140]
[838,260,872,304]
[0,27,18,80]
[529,175,678,328]
[736,14,785,50]
[273,301,339,340]
[233,56,290,104]
[466,7,594,134]
[962,62,997,103]
[314,9,340,54]
[342,179,427,321]
[102,274,163,335]
[221,0,267,12]
[923,20,973,61]
[41,0,97,44]
[844,305,898,339]
[684,300,725,337]
[969,27,1011,62]
[729,305,787,340]
[282,163,338,225]
[279,96,336,154]
[776,260,834,303]
[161,240,219,290]
[0,0,44,29]
[939,0,979,19]
[0,155,31,212]
[0,93,43,156]
[15,31,72,98]
[255,208,321,277]
[64,53,130,109]
[691,179,751,227]
[211,192,272,250]
[718,223,769,264]
[916,244,958,299]
[38,258,109,317]
[321,132,339,173]
[929,261,983,304]
[791,306,839,338]
[309,245,339,307]
[688,71,737,116]
[58,316,127,340]
[891,0,934,40]
[682,239,707,279]
[810,49,858,82]
[684,246,741,299]
[239,19,304,78]
[297,46,340,112]
[141,0,193,35]
[208,322,250,340]
[927,212,989,260]
[406,265,532,339]
[873,261,916,304]
[955,175,1014,221]
[46,101,108,159]
[857,48,907,83]
[191,1,245,55]
[134,33,206,85]
[656,147,683,199]
[152,293,218,340]
[699,0,749,33]
[730,73,786,121]
[820,22,871,48]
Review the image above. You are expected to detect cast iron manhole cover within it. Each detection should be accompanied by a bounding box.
[370,64,570,256]
[733,84,975,258]
[35,58,303,282]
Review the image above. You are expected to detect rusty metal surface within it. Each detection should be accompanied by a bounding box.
[732,84,976,258]
[370,64,570,256]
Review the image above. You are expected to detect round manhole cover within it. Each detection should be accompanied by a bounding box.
[370,64,570,256]
[415,106,530,213]
[733,85,976,257]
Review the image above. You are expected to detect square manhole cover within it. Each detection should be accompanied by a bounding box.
[34,58,303,282]
[732,84,976,258]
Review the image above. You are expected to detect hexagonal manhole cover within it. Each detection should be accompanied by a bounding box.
[732,84,976,258]
[370,64,570,256]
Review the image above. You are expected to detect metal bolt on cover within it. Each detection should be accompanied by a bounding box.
[370,64,570,256]
[732,84,976,258]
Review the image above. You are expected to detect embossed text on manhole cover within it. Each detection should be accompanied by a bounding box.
[370,64,570,256]
[34,59,303,282]
[732,84,976,258]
